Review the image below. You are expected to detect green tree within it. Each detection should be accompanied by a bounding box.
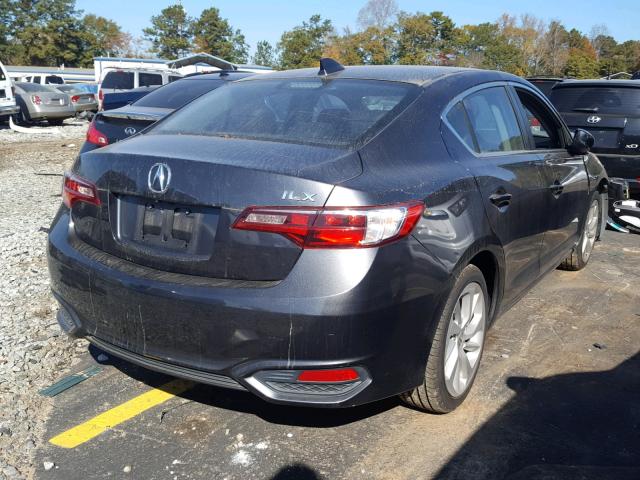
[396,11,456,65]
[278,14,333,69]
[456,22,522,73]
[78,14,127,66]
[564,49,600,78]
[192,7,248,63]
[252,40,277,67]
[143,4,193,59]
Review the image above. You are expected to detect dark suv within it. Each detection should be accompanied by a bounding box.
[48,63,607,413]
[550,80,640,198]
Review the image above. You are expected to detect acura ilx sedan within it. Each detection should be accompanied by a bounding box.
[48,60,607,413]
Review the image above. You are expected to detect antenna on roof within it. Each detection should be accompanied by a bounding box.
[318,58,344,76]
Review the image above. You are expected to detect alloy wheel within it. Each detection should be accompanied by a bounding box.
[444,282,486,398]
[581,200,599,261]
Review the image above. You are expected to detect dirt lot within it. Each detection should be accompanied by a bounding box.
[1,129,639,480]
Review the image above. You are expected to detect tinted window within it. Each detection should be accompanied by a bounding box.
[33,76,42,84]
[134,79,223,109]
[0,69,5,81]
[446,101,476,152]
[550,86,640,115]
[528,80,560,98]
[102,71,134,89]
[152,79,420,148]
[46,75,64,84]
[168,76,182,83]
[464,87,525,153]
[515,89,563,149]
[139,73,163,87]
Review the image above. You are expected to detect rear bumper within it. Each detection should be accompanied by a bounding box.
[30,109,75,120]
[0,104,19,117]
[48,210,446,407]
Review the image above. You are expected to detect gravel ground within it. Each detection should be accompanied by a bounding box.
[0,118,89,144]
[0,125,88,479]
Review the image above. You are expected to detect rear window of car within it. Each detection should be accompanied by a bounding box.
[139,73,163,87]
[16,82,60,93]
[102,71,134,90]
[550,86,640,115]
[134,79,224,109]
[151,78,420,147]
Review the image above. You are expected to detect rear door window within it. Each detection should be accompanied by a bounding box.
[102,71,134,90]
[446,101,477,152]
[550,86,640,115]
[463,87,525,153]
[33,76,42,84]
[139,73,163,87]
[46,75,64,84]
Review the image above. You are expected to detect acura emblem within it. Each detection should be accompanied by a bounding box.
[587,115,601,124]
[124,126,137,135]
[148,163,171,194]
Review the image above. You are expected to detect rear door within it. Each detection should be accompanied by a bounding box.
[511,85,589,271]
[446,85,548,307]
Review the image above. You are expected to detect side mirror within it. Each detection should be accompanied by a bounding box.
[569,128,595,155]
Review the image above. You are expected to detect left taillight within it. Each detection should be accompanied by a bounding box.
[71,95,80,103]
[232,201,424,249]
[62,172,100,208]
[86,120,108,146]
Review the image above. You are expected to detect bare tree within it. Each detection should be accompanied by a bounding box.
[357,0,398,29]
[589,23,611,59]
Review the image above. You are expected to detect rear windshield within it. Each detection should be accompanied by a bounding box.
[134,78,224,109]
[528,80,560,98]
[102,71,134,90]
[151,78,420,147]
[16,82,60,93]
[550,86,640,115]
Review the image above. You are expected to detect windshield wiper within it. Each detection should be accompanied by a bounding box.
[573,107,599,113]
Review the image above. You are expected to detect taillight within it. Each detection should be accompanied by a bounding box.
[98,89,104,101]
[86,120,108,146]
[232,201,424,248]
[62,172,100,208]
[71,95,80,103]
[31,95,42,105]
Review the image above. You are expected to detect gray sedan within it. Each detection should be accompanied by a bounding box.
[56,84,98,114]
[14,82,75,125]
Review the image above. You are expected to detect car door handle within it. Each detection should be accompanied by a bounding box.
[489,192,512,209]
[550,180,564,197]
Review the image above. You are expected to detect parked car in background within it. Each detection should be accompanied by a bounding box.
[97,68,182,109]
[549,80,640,199]
[50,62,607,414]
[20,73,65,85]
[101,86,160,111]
[0,60,19,121]
[526,77,565,98]
[13,82,75,125]
[55,84,98,114]
[82,71,253,153]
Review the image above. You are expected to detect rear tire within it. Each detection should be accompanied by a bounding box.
[400,264,488,413]
[559,191,601,271]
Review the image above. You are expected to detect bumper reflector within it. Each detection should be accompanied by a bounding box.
[297,368,360,383]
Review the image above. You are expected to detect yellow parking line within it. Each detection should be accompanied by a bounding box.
[49,379,192,449]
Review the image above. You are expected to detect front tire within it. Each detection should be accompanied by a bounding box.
[559,192,601,271]
[400,264,488,413]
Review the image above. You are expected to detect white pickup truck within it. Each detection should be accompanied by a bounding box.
[0,61,20,120]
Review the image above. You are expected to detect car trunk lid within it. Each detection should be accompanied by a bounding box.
[71,134,362,281]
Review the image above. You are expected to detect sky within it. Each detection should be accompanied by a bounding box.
[75,0,639,58]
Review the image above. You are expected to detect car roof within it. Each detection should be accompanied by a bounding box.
[238,65,520,87]
[554,79,640,88]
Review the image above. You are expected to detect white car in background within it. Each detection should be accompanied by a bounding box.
[19,73,65,85]
[97,68,182,110]
[0,61,20,121]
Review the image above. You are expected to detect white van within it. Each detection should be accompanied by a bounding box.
[97,68,182,109]
[0,61,19,120]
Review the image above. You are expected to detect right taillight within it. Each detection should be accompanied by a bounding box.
[86,120,108,146]
[232,201,424,248]
[62,172,100,208]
